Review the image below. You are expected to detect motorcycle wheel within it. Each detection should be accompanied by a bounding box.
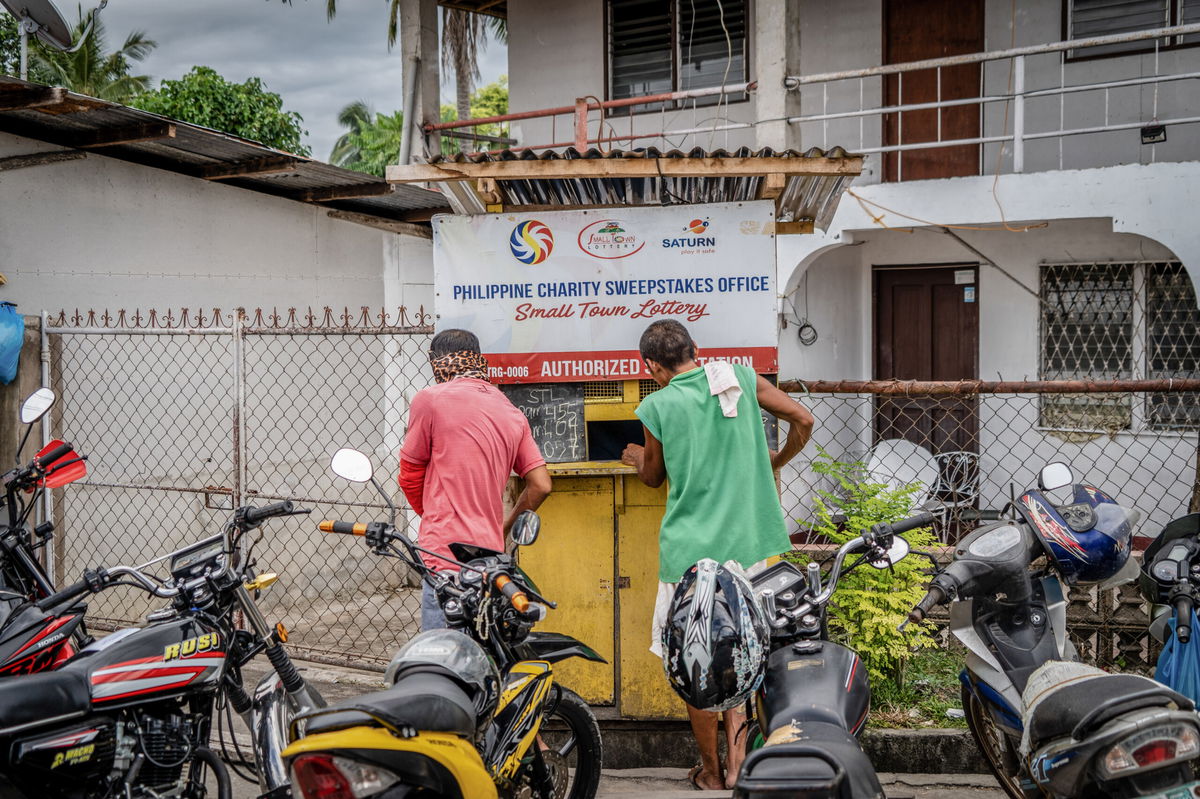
[537,686,603,799]
[961,683,1025,799]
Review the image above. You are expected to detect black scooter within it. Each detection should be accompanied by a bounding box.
[734,510,933,799]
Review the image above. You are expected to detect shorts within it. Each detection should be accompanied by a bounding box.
[650,558,771,657]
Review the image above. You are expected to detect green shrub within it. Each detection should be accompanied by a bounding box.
[789,447,939,688]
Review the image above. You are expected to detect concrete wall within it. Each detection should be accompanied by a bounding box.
[0,132,394,312]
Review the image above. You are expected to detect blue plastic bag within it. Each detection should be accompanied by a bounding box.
[0,303,24,385]
[1155,611,1200,705]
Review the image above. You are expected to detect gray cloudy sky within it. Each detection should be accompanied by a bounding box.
[94,0,507,160]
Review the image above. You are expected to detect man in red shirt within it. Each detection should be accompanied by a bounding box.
[398,328,552,630]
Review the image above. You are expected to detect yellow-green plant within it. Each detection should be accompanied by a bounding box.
[791,447,939,688]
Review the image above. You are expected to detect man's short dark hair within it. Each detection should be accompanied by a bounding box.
[430,328,481,358]
[639,320,696,369]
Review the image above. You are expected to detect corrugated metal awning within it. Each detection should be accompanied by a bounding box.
[0,77,451,225]
[388,146,863,232]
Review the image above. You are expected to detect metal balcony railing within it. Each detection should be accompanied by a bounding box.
[784,23,1200,177]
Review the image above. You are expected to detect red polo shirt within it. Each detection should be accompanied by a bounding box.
[400,378,545,571]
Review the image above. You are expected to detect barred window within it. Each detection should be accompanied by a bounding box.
[1039,261,1200,431]
[1066,0,1200,57]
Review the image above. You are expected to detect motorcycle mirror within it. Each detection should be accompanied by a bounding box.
[1038,462,1074,492]
[20,388,55,425]
[330,448,373,483]
[510,511,541,547]
[869,536,911,569]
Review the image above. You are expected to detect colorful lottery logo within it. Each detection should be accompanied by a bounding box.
[684,218,711,235]
[509,220,554,265]
[577,219,645,259]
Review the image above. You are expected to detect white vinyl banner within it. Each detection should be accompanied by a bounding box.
[433,200,778,383]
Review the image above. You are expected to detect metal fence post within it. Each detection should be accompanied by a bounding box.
[232,308,246,509]
[1013,55,1025,173]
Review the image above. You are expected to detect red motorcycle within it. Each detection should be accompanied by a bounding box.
[0,388,89,676]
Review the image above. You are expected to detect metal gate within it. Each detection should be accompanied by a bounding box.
[45,308,433,668]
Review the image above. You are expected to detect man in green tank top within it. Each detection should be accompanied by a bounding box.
[622,320,814,791]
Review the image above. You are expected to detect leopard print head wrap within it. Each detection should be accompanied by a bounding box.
[430,350,490,384]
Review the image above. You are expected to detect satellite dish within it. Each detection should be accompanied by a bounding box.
[0,0,104,81]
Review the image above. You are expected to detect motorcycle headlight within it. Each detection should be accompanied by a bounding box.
[290,754,400,799]
[1098,723,1200,778]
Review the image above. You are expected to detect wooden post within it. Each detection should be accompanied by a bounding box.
[574,98,589,151]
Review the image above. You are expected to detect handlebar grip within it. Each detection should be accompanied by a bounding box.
[37,442,74,468]
[495,574,531,614]
[318,520,368,535]
[891,510,936,536]
[1175,595,1193,644]
[36,568,103,611]
[242,501,294,525]
[907,584,947,625]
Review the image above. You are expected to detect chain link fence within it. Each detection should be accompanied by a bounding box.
[777,378,1200,672]
[42,308,1200,673]
[47,308,433,668]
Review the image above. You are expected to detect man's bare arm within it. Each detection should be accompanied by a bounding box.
[756,376,815,471]
[504,465,553,535]
[621,426,667,487]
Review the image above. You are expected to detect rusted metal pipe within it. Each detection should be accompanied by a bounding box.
[424,81,756,132]
[779,379,1200,395]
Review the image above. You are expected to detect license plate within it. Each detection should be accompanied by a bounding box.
[1141,780,1200,799]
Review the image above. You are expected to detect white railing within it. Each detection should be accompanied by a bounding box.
[784,23,1200,177]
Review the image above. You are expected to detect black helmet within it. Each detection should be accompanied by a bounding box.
[662,558,769,711]
[384,629,501,722]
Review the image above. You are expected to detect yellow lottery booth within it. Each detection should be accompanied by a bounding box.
[434,201,781,719]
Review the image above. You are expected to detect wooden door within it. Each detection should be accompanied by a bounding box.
[873,265,978,453]
[882,0,984,182]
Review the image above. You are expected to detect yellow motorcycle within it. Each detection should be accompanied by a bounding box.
[282,448,605,799]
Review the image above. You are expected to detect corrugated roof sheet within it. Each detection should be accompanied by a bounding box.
[0,77,450,221]
[426,146,858,229]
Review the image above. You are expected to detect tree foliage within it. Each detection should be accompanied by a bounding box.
[791,448,939,688]
[331,76,508,174]
[132,66,310,156]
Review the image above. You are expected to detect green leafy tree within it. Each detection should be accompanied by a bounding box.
[791,448,940,688]
[30,10,154,102]
[332,76,508,171]
[132,66,310,156]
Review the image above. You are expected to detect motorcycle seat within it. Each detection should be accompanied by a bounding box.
[735,721,884,799]
[301,672,476,738]
[1026,672,1190,750]
[0,669,90,733]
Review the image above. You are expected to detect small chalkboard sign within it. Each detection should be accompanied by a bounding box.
[501,383,586,463]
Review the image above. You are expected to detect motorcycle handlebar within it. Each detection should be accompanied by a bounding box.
[494,573,532,615]
[36,568,105,610]
[242,501,308,526]
[1175,594,1193,644]
[907,584,947,625]
[37,442,74,469]
[888,510,936,536]
[318,520,368,536]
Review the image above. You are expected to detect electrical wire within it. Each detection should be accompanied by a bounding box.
[846,189,1048,234]
[782,271,819,346]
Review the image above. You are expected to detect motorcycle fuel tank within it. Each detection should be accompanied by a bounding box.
[758,641,870,738]
[0,606,83,676]
[74,618,225,707]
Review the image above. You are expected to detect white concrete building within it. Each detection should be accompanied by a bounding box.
[494,0,1200,535]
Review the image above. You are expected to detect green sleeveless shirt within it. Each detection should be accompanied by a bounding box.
[635,363,790,582]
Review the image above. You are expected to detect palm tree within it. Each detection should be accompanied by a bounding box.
[33,9,155,103]
[330,99,373,165]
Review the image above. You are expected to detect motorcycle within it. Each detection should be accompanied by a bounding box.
[282,447,605,799]
[732,510,934,799]
[906,462,1200,799]
[0,499,324,799]
[1138,511,1200,701]
[0,387,91,676]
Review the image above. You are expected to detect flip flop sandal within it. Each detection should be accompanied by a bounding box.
[687,764,706,791]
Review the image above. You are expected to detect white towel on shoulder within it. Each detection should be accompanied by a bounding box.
[704,361,741,417]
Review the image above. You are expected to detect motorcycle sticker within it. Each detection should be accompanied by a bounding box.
[164,632,220,661]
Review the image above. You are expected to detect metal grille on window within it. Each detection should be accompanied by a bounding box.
[583,381,624,402]
[1146,262,1200,429]
[1068,0,1171,56]
[1039,262,1133,430]
[639,378,661,399]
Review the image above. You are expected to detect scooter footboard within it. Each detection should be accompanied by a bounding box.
[733,723,885,799]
